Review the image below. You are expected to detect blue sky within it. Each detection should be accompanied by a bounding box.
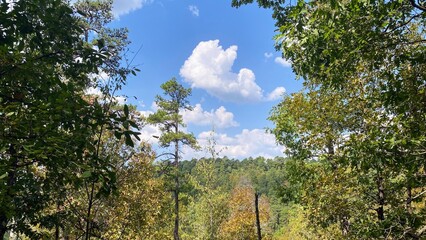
[109,0,302,159]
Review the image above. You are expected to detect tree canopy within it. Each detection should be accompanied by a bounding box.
[233,0,426,238]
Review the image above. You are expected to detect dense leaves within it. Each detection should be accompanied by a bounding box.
[234,0,426,238]
[0,0,138,238]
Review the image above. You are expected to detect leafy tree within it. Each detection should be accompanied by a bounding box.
[268,76,425,238]
[0,0,138,238]
[273,204,315,240]
[148,78,197,240]
[181,161,229,240]
[234,0,426,238]
[100,145,172,240]
[68,1,140,239]
[58,104,141,239]
[219,178,272,240]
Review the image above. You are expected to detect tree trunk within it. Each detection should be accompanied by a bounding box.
[85,181,95,240]
[275,212,280,232]
[209,202,214,240]
[406,184,412,214]
[255,192,262,240]
[376,175,385,221]
[55,224,60,240]
[173,138,180,240]
[55,200,61,240]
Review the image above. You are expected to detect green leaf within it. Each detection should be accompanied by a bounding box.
[77,9,88,17]
[114,131,122,139]
[129,120,138,128]
[123,104,129,117]
[125,134,134,147]
[82,170,92,178]
[97,38,105,49]
[0,172,8,180]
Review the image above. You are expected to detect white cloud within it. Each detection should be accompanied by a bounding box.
[136,108,161,145]
[113,96,126,105]
[188,5,199,16]
[183,129,284,159]
[112,0,152,18]
[139,124,162,142]
[266,87,285,101]
[180,40,284,102]
[85,87,102,96]
[264,52,273,59]
[84,87,127,104]
[89,69,110,82]
[274,57,292,67]
[182,104,239,128]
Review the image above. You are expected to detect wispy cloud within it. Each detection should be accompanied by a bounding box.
[188,5,199,16]
[112,0,152,18]
[264,52,273,59]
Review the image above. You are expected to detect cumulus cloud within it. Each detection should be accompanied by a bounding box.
[180,40,284,103]
[188,5,199,16]
[112,0,152,17]
[266,87,285,101]
[182,104,238,128]
[139,124,162,143]
[183,129,284,159]
[274,57,292,67]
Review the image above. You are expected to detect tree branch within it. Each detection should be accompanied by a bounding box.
[409,0,426,12]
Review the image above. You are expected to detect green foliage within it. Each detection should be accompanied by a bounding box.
[0,0,139,237]
[179,157,292,239]
[181,159,229,239]
[147,77,197,240]
[148,78,197,149]
[1,0,101,236]
[273,204,316,240]
[99,148,172,240]
[234,0,426,238]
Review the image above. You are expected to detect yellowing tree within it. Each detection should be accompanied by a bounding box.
[220,179,271,240]
[101,148,172,240]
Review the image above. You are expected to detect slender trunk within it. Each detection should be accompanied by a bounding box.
[55,200,61,240]
[327,139,337,170]
[255,192,262,240]
[173,136,180,240]
[85,181,95,240]
[55,224,60,240]
[406,184,412,214]
[275,212,280,232]
[376,175,385,221]
[209,202,214,240]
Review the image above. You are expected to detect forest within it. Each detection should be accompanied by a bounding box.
[1,0,425,239]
